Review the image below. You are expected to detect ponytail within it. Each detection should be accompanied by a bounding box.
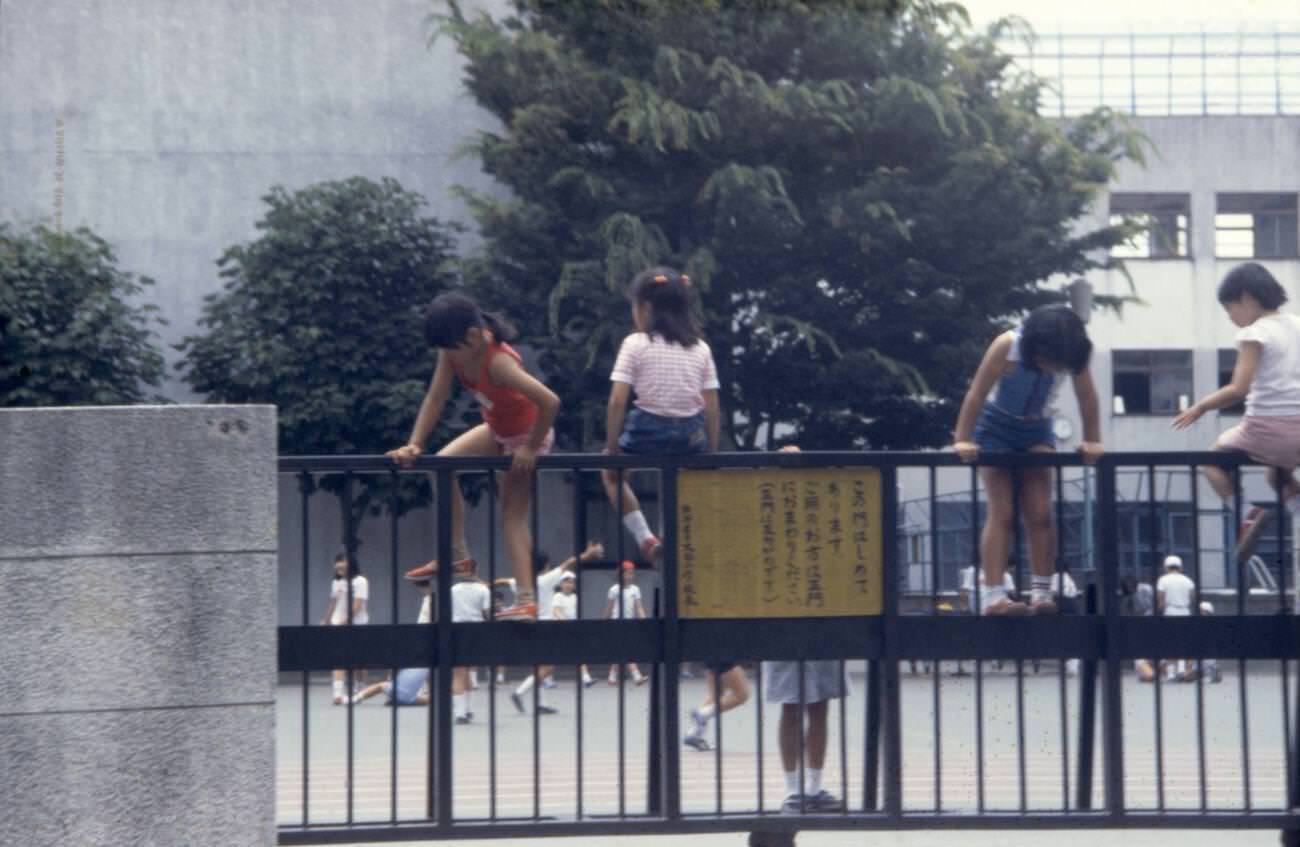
[629,266,701,347]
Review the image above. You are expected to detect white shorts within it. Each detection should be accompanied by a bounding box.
[762,660,849,705]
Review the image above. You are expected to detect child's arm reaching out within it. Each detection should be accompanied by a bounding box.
[1173,342,1260,430]
[388,354,455,466]
[952,332,1014,462]
[1072,366,1104,464]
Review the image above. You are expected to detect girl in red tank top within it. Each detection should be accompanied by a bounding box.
[387,293,559,621]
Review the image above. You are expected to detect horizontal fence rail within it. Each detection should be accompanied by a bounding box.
[275,451,1300,845]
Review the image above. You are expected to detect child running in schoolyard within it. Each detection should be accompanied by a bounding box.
[503,542,604,714]
[604,267,721,561]
[953,305,1103,616]
[604,561,649,685]
[1173,263,1300,561]
[388,292,560,621]
[683,661,750,752]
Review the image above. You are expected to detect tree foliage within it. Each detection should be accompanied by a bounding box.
[437,0,1143,449]
[0,224,165,406]
[177,177,461,544]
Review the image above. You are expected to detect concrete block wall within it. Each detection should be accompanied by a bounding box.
[0,405,277,847]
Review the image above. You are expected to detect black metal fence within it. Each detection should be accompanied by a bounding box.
[276,451,1300,845]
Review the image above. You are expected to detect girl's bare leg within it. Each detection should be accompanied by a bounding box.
[436,424,500,561]
[499,470,535,599]
[977,466,1023,614]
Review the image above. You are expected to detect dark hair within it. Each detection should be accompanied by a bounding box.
[333,551,361,578]
[629,266,701,347]
[1020,305,1092,374]
[1217,262,1288,310]
[423,291,518,349]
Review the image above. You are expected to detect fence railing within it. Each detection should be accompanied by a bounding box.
[998,31,1300,117]
[275,450,1300,846]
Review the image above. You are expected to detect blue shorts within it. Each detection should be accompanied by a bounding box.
[974,406,1054,453]
[392,668,429,705]
[618,407,707,455]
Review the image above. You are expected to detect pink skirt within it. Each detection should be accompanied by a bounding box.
[492,427,555,456]
[1215,415,1300,470]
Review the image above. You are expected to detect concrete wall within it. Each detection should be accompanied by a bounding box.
[0,0,510,398]
[0,405,277,846]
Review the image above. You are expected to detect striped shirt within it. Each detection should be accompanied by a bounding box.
[610,333,720,418]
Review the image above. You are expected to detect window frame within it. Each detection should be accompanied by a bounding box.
[1109,192,1192,260]
[1111,349,1195,416]
[1214,193,1299,259]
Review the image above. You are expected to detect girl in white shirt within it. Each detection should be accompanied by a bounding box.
[603,267,721,562]
[603,562,649,685]
[1174,263,1300,556]
[320,553,369,704]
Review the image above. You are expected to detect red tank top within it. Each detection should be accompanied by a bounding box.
[451,338,539,438]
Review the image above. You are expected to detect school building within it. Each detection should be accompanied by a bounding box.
[900,32,1300,599]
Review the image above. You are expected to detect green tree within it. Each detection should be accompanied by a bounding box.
[0,224,165,406]
[177,177,461,548]
[438,0,1142,449]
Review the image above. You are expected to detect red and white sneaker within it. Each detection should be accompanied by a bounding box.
[1235,506,1272,564]
[497,601,537,622]
[640,534,662,563]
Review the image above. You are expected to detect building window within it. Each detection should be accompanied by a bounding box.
[1218,349,1246,415]
[1215,193,1299,258]
[1112,350,1194,415]
[1109,193,1190,258]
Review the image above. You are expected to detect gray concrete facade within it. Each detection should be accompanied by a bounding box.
[0,0,509,398]
[0,405,278,846]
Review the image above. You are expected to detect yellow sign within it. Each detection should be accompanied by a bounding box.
[677,468,883,618]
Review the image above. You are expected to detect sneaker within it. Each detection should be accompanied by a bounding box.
[683,732,711,752]
[583,677,595,689]
[510,692,525,714]
[608,672,620,686]
[689,707,708,734]
[455,714,472,725]
[982,597,1029,616]
[542,677,557,690]
[1236,506,1273,564]
[780,793,807,815]
[498,601,537,622]
[633,673,649,686]
[803,789,843,813]
[537,704,559,715]
[640,534,662,563]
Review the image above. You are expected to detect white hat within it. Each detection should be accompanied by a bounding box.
[559,571,576,583]
[1163,555,1183,569]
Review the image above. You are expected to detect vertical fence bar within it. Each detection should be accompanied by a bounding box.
[531,473,542,823]
[487,472,498,822]
[969,463,986,813]
[389,469,401,823]
[863,656,881,811]
[299,471,312,827]
[661,462,684,821]
[839,658,849,817]
[756,661,765,815]
[1149,464,1166,812]
[1011,472,1027,814]
[1190,464,1208,811]
[573,470,586,821]
[797,660,807,815]
[1076,582,1098,810]
[342,471,356,826]
[714,668,724,815]
[434,468,455,829]
[1098,457,1125,818]
[929,465,943,812]
[1235,469,1253,810]
[1055,466,1071,811]
[881,464,903,820]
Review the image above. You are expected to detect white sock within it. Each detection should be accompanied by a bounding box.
[516,675,535,697]
[582,670,593,683]
[453,693,468,718]
[469,669,479,688]
[623,510,654,545]
[805,768,824,795]
[979,585,1008,614]
[784,771,801,797]
[1031,575,1051,605]
[332,679,345,698]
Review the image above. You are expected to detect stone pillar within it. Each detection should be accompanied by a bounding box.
[0,405,277,846]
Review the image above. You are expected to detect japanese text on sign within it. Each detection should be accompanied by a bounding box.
[676,468,883,618]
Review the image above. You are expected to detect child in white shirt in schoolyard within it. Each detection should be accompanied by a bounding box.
[321,552,369,704]
[1174,263,1300,561]
[502,542,604,714]
[603,267,721,562]
[387,292,560,621]
[953,305,1104,616]
[604,561,649,685]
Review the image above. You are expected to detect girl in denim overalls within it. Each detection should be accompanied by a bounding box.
[952,306,1103,615]
[603,267,721,561]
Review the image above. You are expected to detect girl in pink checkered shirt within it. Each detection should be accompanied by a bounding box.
[603,267,721,562]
